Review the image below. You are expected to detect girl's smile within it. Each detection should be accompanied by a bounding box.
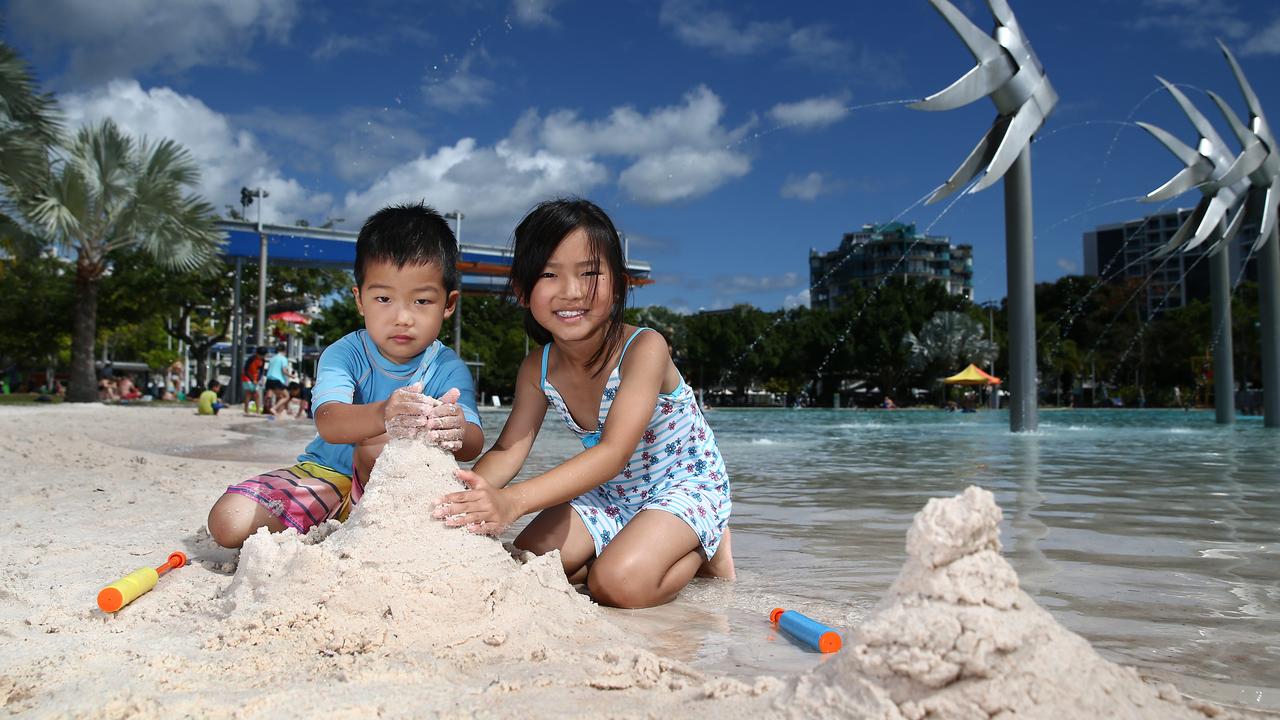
[530,228,614,342]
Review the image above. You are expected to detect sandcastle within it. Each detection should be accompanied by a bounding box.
[206,432,1235,718]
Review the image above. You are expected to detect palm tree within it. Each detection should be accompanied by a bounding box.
[28,119,223,402]
[0,40,61,257]
[903,311,998,403]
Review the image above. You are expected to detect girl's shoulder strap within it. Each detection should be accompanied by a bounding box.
[540,343,552,388]
[616,327,654,370]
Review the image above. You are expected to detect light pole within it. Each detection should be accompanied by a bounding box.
[444,211,464,354]
[983,300,999,408]
[241,186,270,346]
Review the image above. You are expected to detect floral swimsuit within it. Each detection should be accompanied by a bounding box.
[540,327,731,558]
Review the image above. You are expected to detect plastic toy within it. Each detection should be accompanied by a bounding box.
[769,607,842,653]
[97,551,187,613]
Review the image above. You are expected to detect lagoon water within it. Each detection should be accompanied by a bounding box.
[207,407,1279,712]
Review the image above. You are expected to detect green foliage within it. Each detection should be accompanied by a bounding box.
[0,255,73,367]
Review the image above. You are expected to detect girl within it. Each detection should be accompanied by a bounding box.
[433,198,733,608]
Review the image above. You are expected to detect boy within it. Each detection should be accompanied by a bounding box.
[262,344,291,415]
[241,347,266,413]
[197,380,226,415]
[207,202,484,548]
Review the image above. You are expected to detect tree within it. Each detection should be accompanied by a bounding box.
[27,119,222,401]
[0,40,60,258]
[903,310,998,402]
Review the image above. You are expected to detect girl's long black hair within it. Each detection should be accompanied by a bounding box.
[509,198,629,376]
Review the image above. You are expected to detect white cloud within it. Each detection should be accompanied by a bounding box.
[715,272,803,294]
[511,0,565,27]
[312,35,372,61]
[533,85,753,204]
[620,148,750,204]
[61,80,332,225]
[768,94,850,129]
[10,0,298,85]
[1056,257,1078,273]
[657,0,901,83]
[658,0,785,55]
[780,172,830,201]
[339,138,610,242]
[423,52,496,112]
[1242,17,1280,56]
[784,288,811,309]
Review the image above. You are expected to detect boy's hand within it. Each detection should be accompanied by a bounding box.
[433,469,517,535]
[426,388,465,452]
[384,382,437,440]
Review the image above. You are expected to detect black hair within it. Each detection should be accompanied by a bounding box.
[255,346,267,356]
[509,198,629,376]
[354,201,459,291]
[287,381,300,392]
[209,380,222,391]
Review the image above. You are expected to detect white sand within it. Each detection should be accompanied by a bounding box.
[0,405,1249,718]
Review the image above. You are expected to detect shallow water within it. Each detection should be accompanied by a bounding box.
[192,408,1280,712]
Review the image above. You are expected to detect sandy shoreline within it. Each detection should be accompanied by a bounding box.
[0,404,1268,718]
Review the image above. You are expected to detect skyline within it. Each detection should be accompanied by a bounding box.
[7,0,1280,312]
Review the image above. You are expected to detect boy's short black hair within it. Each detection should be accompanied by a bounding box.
[209,380,222,390]
[354,202,459,291]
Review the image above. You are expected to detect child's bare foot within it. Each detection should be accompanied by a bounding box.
[697,527,736,579]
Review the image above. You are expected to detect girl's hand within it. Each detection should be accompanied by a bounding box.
[433,469,518,535]
[425,387,464,452]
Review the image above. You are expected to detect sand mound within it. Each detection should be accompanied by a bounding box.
[785,486,1228,720]
[215,436,622,660]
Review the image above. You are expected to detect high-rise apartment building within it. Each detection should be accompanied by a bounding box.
[1083,208,1258,318]
[809,222,973,309]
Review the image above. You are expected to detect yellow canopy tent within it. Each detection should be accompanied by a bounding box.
[944,364,1001,386]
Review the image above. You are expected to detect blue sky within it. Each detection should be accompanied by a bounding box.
[7,0,1280,311]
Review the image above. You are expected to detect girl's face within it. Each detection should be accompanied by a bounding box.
[528,228,614,346]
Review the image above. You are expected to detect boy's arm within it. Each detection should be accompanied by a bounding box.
[314,399,390,444]
[470,351,546,487]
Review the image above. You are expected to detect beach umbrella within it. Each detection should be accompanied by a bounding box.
[269,310,311,325]
[944,364,1001,386]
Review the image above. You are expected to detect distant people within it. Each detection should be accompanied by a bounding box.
[98,377,119,402]
[263,345,291,414]
[273,380,310,419]
[241,346,267,413]
[165,360,184,400]
[198,380,226,415]
[117,373,141,401]
[881,395,897,409]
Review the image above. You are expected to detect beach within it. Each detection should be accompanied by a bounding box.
[1,403,1276,718]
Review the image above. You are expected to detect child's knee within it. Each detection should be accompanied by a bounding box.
[586,557,651,608]
[206,494,257,548]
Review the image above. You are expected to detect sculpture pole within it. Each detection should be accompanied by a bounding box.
[1209,240,1235,423]
[912,0,1057,432]
[1005,147,1037,431]
[1262,224,1280,426]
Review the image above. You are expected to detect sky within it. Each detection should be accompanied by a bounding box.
[6,0,1280,312]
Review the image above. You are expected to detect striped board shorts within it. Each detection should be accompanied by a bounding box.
[225,461,358,534]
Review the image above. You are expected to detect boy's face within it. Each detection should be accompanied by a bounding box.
[353,259,457,365]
